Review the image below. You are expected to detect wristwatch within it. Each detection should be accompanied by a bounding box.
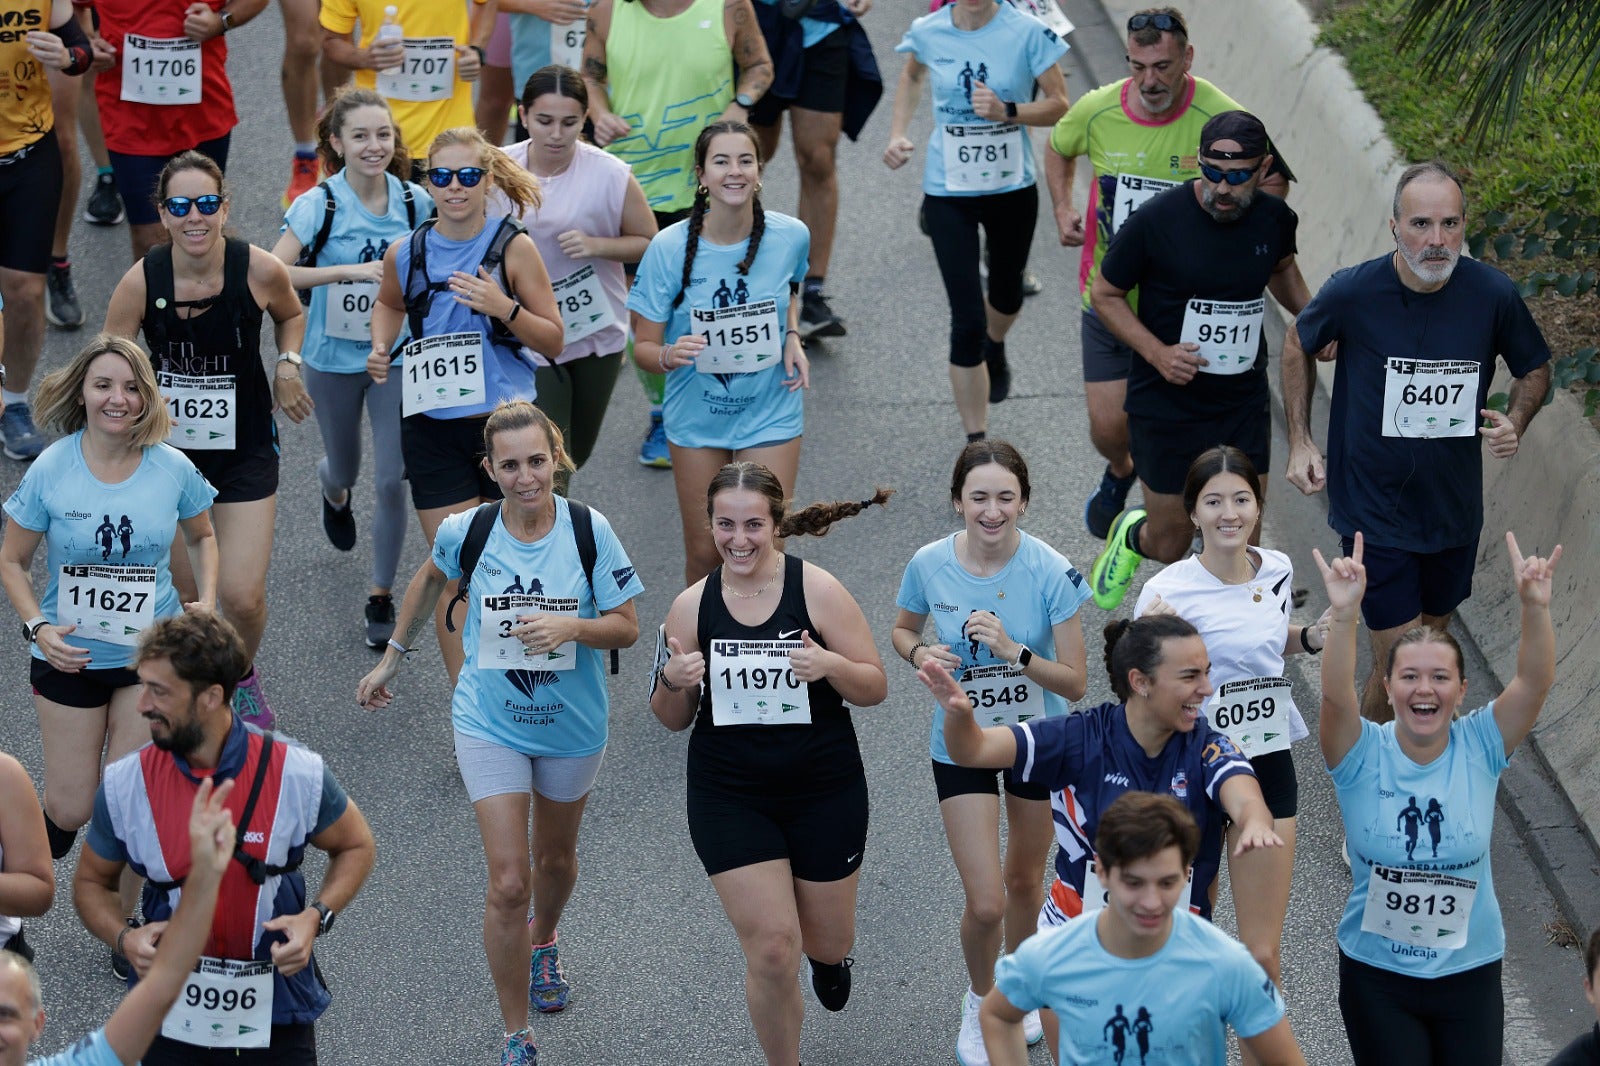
[276,351,303,368]
[219,8,234,33]
[1010,644,1033,670]
[1004,101,1018,119]
[735,92,756,109]
[23,616,47,644]
[311,901,336,937]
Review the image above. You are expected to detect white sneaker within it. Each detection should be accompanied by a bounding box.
[957,988,989,1066]
[1023,1007,1044,1045]
[1342,836,1351,869]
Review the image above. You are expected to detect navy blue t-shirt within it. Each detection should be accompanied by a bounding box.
[1294,255,1550,552]
[1099,180,1298,421]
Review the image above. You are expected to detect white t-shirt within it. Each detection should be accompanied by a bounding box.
[1135,549,1308,745]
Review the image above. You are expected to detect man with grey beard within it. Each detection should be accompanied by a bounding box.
[1281,160,1551,724]
[1083,110,1314,612]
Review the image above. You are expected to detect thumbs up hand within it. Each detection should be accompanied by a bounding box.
[663,636,704,690]
[788,629,835,684]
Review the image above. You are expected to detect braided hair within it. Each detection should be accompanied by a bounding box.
[704,462,893,539]
[671,120,767,309]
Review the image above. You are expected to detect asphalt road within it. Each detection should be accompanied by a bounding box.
[4,1,1594,1063]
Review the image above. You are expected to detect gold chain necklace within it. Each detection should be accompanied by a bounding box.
[724,558,782,599]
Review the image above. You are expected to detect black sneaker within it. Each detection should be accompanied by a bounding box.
[111,916,140,981]
[799,290,846,339]
[804,956,852,1012]
[1084,463,1138,540]
[45,264,84,330]
[84,173,126,226]
[364,594,396,649]
[322,494,357,551]
[984,338,1010,403]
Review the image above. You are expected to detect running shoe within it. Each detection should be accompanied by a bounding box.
[1090,508,1146,611]
[1021,270,1044,297]
[111,917,140,981]
[1024,1007,1044,1045]
[84,172,126,226]
[956,988,989,1066]
[365,594,396,649]
[529,934,570,1013]
[799,290,846,339]
[282,154,319,210]
[638,411,670,469]
[45,264,85,329]
[1084,464,1137,540]
[322,494,357,551]
[803,955,853,1012]
[984,338,1010,403]
[501,1029,538,1066]
[0,402,45,461]
[232,669,275,731]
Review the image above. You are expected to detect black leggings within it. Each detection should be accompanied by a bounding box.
[1337,952,1503,1066]
[921,184,1038,367]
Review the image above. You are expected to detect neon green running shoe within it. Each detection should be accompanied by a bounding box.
[1090,508,1147,610]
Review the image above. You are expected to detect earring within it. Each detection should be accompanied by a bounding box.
[755,182,763,194]
[697,185,708,196]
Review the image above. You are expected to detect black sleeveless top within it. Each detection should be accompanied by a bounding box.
[141,237,276,458]
[690,553,862,793]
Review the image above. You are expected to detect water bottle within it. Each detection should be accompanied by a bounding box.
[375,5,403,47]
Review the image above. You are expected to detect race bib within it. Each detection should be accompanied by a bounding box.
[552,265,619,345]
[377,38,456,102]
[402,332,486,415]
[691,301,782,374]
[475,594,580,670]
[1181,298,1265,375]
[960,663,1043,727]
[161,957,273,1049]
[1207,676,1292,759]
[942,123,1025,193]
[550,19,585,68]
[1005,0,1074,38]
[324,281,379,343]
[1380,358,1479,438]
[709,638,810,726]
[159,373,235,450]
[1110,173,1179,234]
[1360,865,1477,950]
[120,35,202,105]
[58,565,157,647]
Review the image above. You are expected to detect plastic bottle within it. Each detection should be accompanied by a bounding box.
[375,5,403,46]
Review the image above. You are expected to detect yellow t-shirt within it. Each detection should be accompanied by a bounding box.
[0,0,55,154]
[319,0,485,158]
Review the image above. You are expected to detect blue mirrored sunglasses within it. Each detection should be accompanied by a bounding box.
[1197,162,1257,186]
[426,167,486,189]
[162,194,225,217]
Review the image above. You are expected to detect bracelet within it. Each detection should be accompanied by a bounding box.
[1300,626,1321,655]
[659,670,683,692]
[115,925,132,955]
[387,638,412,658]
[657,345,672,374]
[786,328,801,340]
[504,300,522,324]
[907,641,927,668]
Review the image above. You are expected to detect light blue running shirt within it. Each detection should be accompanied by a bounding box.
[995,908,1285,1065]
[896,531,1089,763]
[433,497,644,758]
[283,170,432,375]
[4,433,216,669]
[894,3,1067,197]
[507,2,593,97]
[627,212,810,450]
[28,1028,121,1066]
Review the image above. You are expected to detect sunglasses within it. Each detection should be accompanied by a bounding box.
[1128,12,1186,34]
[162,194,225,217]
[1198,161,1257,186]
[426,167,487,188]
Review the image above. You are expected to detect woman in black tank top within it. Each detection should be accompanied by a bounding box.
[651,462,891,1064]
[104,152,309,730]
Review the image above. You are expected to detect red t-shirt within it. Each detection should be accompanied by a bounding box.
[94,0,236,156]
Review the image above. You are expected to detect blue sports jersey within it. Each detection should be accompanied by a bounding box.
[896,531,1090,763]
[894,3,1066,197]
[27,1029,121,1066]
[753,0,841,47]
[283,170,432,375]
[995,908,1285,1065]
[508,4,592,96]
[1330,706,1509,977]
[433,498,643,757]
[627,212,810,450]
[4,434,216,669]
[1010,704,1256,917]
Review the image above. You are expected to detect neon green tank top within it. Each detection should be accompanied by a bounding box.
[607,0,732,213]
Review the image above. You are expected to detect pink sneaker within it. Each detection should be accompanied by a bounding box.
[232,668,275,730]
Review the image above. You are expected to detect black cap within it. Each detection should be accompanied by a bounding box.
[1199,111,1269,161]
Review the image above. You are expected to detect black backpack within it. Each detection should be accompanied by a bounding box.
[293,179,418,306]
[401,215,526,355]
[444,499,620,674]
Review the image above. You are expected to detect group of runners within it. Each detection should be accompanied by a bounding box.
[0,1,1594,1066]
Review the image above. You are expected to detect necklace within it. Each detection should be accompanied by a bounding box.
[724,558,782,599]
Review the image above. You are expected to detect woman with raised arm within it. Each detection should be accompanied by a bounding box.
[1315,531,1560,1066]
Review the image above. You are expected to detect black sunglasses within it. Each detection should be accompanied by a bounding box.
[162,194,225,217]
[1128,12,1186,35]
[1198,161,1257,186]
[426,167,487,189]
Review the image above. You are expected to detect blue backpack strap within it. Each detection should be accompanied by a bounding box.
[444,502,502,634]
[565,499,620,675]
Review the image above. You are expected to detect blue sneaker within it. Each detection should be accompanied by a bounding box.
[1,402,45,461]
[638,411,670,469]
[529,933,569,1013]
[1090,508,1146,611]
[1084,464,1137,540]
[232,669,275,730]
[501,1029,538,1066]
